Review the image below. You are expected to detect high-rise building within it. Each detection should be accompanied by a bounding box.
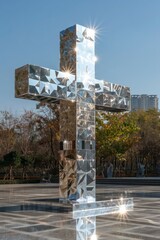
[131,94,158,111]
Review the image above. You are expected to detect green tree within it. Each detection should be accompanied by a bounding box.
[132,109,160,176]
[96,111,140,176]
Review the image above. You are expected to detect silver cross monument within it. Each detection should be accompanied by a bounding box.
[15,24,131,200]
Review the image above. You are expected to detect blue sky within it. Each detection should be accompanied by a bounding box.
[0,0,160,114]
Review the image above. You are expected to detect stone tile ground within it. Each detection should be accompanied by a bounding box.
[0,183,160,239]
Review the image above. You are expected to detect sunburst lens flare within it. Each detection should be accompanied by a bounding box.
[64,71,70,78]
[86,28,95,39]
[87,22,102,40]
[120,197,124,202]
[119,204,127,215]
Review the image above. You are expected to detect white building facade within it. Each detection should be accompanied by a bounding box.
[131,94,158,111]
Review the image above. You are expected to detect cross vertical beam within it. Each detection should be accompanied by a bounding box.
[59,25,96,201]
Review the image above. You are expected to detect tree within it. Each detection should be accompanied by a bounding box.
[35,103,60,174]
[0,111,17,159]
[2,151,20,180]
[132,109,160,176]
[96,111,140,176]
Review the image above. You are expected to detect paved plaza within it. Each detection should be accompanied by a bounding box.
[0,183,160,240]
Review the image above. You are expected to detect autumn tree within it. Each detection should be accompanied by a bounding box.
[14,110,41,178]
[0,111,17,159]
[35,103,60,175]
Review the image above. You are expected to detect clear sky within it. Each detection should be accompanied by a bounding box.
[0,0,160,114]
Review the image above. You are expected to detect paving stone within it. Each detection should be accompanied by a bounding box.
[0,184,160,240]
[14,224,56,232]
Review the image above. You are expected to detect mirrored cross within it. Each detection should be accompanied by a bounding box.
[15,24,130,202]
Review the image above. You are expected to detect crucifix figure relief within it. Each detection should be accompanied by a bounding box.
[15,24,130,203]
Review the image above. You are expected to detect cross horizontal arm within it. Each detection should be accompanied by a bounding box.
[15,64,76,103]
[15,64,130,111]
[95,79,130,112]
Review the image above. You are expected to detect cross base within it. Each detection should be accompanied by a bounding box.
[73,197,133,219]
[73,198,133,240]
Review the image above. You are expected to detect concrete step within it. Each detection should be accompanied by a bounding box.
[96,177,160,185]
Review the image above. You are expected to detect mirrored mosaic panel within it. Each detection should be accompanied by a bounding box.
[60,25,95,105]
[76,217,96,240]
[60,24,96,201]
[60,25,77,75]
[76,25,95,105]
[15,64,76,102]
[73,198,134,218]
[77,103,95,141]
[15,65,29,97]
[75,25,96,202]
[59,157,76,199]
[95,79,130,111]
[77,159,95,201]
[59,100,77,199]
